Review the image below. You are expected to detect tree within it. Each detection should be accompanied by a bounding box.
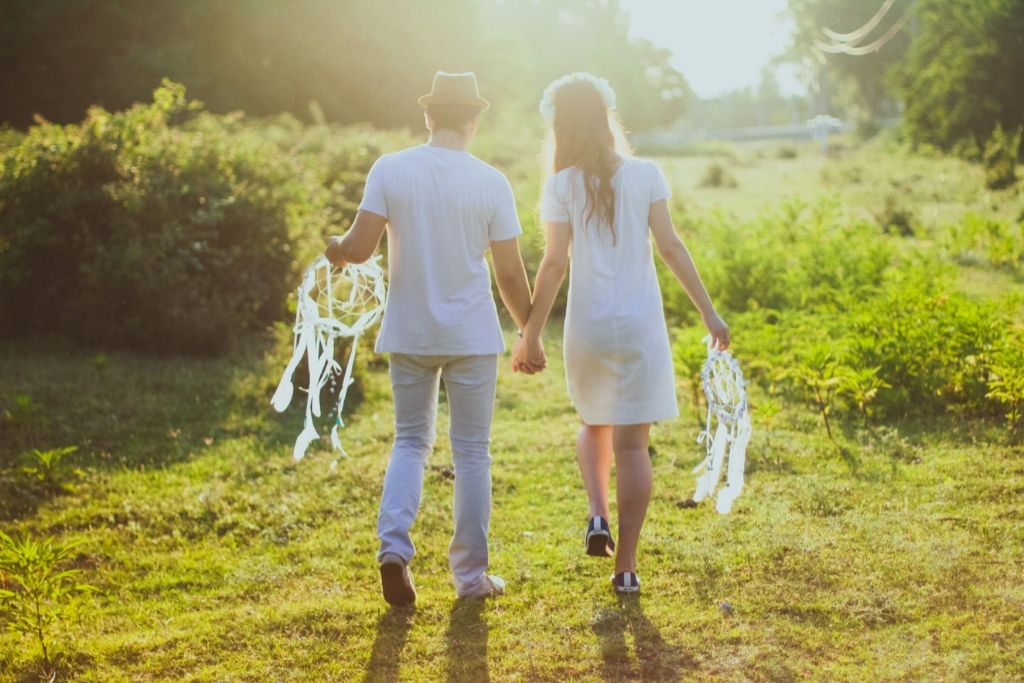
[896,0,1024,154]
[787,0,913,121]
[0,0,689,131]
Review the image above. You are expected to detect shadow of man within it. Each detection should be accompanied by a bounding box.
[361,607,416,683]
[591,594,695,682]
[444,598,490,683]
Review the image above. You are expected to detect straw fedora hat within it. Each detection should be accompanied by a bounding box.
[418,71,490,110]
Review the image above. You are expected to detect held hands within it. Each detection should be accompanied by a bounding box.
[512,333,547,374]
[703,311,731,351]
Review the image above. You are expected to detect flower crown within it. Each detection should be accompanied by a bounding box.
[538,72,617,122]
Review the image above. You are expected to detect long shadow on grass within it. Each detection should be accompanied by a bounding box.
[361,607,415,683]
[591,595,695,681]
[444,598,489,683]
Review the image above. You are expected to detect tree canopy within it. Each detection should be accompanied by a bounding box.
[896,0,1024,153]
[0,0,690,131]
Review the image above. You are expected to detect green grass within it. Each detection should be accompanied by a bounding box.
[654,138,1024,227]
[2,145,1024,681]
[2,330,1022,681]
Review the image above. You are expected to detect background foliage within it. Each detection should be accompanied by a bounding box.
[0,0,689,132]
[0,82,410,353]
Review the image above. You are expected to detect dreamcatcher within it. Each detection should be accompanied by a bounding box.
[692,338,752,514]
[271,255,386,463]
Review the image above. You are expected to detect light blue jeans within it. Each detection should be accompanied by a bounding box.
[376,353,498,596]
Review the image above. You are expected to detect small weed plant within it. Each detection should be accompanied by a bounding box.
[0,532,96,668]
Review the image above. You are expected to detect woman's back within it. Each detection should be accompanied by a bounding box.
[539,155,678,425]
[541,156,672,339]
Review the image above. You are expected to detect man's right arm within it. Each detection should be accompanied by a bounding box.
[490,238,533,332]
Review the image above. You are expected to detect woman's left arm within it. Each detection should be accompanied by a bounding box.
[514,220,571,372]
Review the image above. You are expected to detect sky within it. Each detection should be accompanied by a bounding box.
[621,0,802,99]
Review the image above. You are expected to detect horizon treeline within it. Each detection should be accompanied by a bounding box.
[0,0,689,131]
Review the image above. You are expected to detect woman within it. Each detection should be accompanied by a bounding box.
[513,73,730,593]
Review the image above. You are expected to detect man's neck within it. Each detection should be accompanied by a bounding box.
[427,130,469,151]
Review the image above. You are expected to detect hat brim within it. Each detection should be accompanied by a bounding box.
[418,94,490,110]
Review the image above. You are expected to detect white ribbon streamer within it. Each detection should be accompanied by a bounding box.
[272,255,386,463]
[692,338,752,514]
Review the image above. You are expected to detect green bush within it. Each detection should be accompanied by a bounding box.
[0,532,96,668]
[776,145,798,160]
[873,193,916,236]
[0,125,21,154]
[845,284,1010,419]
[661,200,892,319]
[987,328,1024,435]
[698,162,738,189]
[0,81,410,354]
[670,200,1016,426]
[982,124,1021,190]
[941,213,1024,273]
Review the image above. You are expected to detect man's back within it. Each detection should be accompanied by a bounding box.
[359,144,521,355]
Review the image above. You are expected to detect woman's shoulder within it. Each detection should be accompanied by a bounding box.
[618,156,662,184]
[544,166,583,195]
[625,156,661,172]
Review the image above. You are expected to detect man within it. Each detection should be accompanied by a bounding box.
[325,72,537,605]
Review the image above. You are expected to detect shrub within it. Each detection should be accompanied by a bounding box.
[0,125,21,154]
[661,200,892,319]
[982,124,1021,190]
[698,162,738,189]
[987,330,1024,435]
[0,532,96,668]
[942,214,1024,272]
[0,81,411,354]
[0,81,320,352]
[20,446,80,492]
[843,283,1010,419]
[1,394,44,428]
[873,193,916,236]
[667,199,1016,426]
[777,145,798,160]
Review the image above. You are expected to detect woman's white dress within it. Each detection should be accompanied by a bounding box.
[540,157,679,425]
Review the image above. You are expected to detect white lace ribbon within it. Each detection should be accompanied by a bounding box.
[692,338,751,514]
[271,255,386,463]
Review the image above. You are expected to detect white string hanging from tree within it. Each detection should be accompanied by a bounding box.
[814,0,913,56]
[692,339,752,514]
[271,255,386,464]
[821,0,895,45]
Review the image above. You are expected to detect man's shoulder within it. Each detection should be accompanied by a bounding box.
[466,155,512,188]
[379,145,423,164]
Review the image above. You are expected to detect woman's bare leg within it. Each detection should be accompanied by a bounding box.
[577,423,613,521]
[612,423,652,574]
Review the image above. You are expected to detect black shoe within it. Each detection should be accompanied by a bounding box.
[611,571,640,594]
[585,516,615,558]
[379,553,416,607]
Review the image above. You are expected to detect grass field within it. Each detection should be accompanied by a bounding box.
[2,143,1023,681]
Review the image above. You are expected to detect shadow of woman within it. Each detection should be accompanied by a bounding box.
[591,595,695,682]
[444,598,490,683]
[361,607,416,683]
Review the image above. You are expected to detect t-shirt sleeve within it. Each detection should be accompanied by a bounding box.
[489,174,523,241]
[539,173,570,222]
[649,160,672,203]
[357,155,389,218]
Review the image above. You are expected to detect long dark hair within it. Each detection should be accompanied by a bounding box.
[547,79,632,242]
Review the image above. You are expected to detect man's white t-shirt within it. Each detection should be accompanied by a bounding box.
[358,144,522,355]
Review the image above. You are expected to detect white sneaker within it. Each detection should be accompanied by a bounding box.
[458,574,506,599]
